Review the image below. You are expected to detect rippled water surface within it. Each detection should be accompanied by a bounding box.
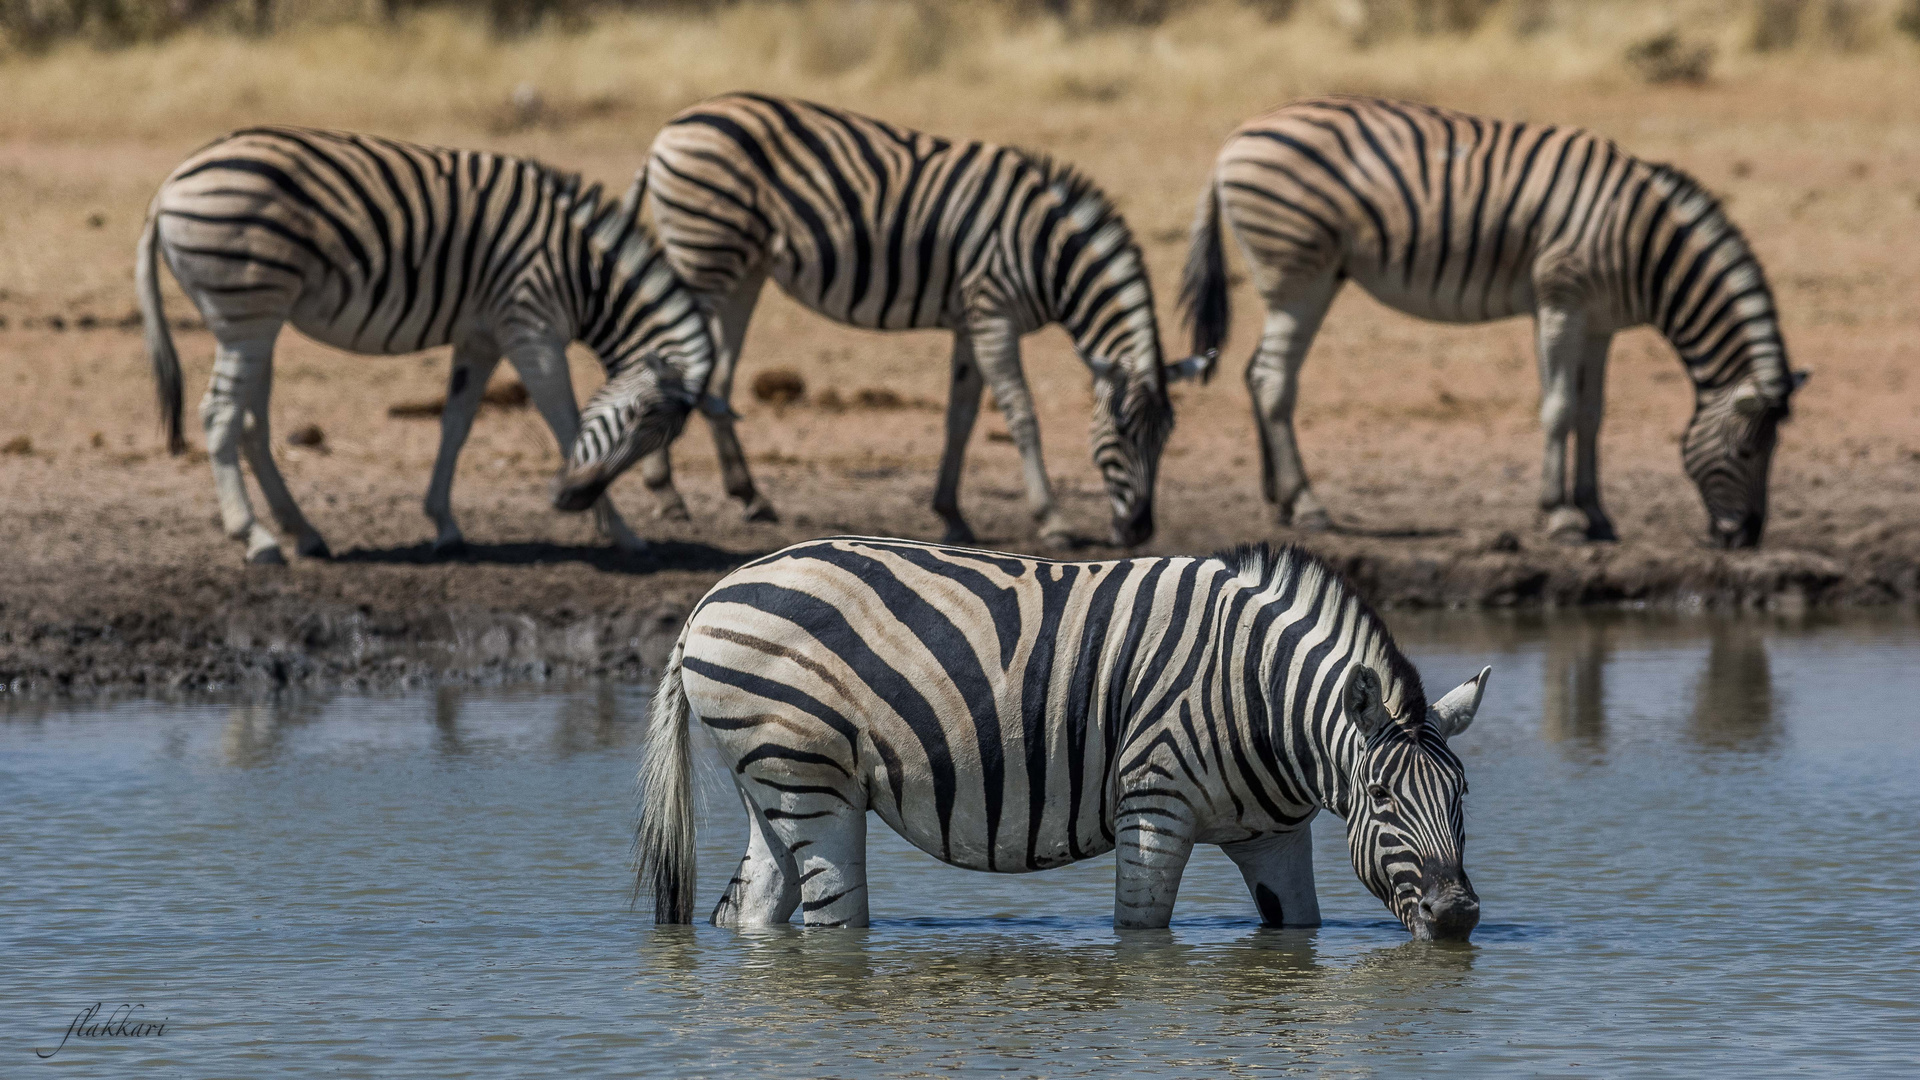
[4,612,1917,1077]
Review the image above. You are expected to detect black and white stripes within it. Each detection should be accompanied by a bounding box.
[1183,95,1804,546]
[635,535,1486,936]
[139,126,714,562]
[632,92,1209,547]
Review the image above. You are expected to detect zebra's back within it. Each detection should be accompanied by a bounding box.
[154,127,561,354]
[1216,96,1633,323]
[647,93,1043,331]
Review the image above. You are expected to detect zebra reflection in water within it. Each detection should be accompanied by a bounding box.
[1538,616,1778,750]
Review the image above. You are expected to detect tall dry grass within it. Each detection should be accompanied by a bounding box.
[2,0,1917,143]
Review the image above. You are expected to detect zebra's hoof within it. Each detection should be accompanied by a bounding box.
[1545,508,1589,545]
[247,546,288,567]
[1038,528,1075,551]
[742,498,780,524]
[297,535,332,560]
[1294,509,1335,533]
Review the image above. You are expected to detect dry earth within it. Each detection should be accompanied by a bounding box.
[3,43,1918,696]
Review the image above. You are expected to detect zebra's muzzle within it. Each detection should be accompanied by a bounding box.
[1711,514,1762,549]
[1413,884,1479,942]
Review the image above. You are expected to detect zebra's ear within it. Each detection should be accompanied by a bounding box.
[1428,666,1491,740]
[1343,665,1392,739]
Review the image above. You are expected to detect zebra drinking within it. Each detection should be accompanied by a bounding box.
[138,127,715,564]
[1182,96,1807,547]
[622,92,1215,549]
[635,536,1488,937]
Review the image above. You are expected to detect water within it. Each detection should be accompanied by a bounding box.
[3,612,1917,1077]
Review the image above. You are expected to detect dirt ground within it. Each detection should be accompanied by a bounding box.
[3,31,1918,697]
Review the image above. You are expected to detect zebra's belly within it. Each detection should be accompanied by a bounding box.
[1346,269,1537,325]
[286,296,468,357]
[869,797,1116,875]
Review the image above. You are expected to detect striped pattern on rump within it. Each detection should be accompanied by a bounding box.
[636,536,1486,937]
[1182,95,1802,547]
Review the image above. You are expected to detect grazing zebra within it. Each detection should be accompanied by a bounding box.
[1183,96,1808,547]
[633,92,1214,548]
[635,535,1488,937]
[137,127,715,564]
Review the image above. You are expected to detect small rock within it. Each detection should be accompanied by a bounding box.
[482,380,529,409]
[90,432,105,448]
[1490,530,1522,553]
[854,387,904,410]
[86,213,106,229]
[2,435,31,455]
[287,424,326,448]
[752,368,807,406]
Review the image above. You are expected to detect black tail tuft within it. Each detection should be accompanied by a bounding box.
[1180,179,1231,361]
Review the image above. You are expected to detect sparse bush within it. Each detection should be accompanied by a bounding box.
[1750,0,1804,50]
[1626,30,1715,84]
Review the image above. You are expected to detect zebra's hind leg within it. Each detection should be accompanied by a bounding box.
[235,354,330,559]
[743,777,870,928]
[422,341,503,555]
[200,330,291,565]
[932,331,984,545]
[711,785,801,928]
[1221,823,1322,928]
[1247,274,1339,532]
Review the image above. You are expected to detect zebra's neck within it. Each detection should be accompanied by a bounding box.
[1617,164,1791,397]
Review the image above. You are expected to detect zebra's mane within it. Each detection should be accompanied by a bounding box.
[1213,542,1429,722]
[1017,149,1127,238]
[1641,161,1792,401]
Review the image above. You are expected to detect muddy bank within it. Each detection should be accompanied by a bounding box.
[5,526,1914,700]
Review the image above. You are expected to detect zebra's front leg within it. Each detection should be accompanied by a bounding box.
[1571,331,1617,542]
[506,336,647,553]
[1221,822,1322,928]
[970,317,1070,547]
[1248,275,1338,531]
[1112,805,1198,930]
[423,342,502,555]
[637,448,691,521]
[703,273,777,523]
[932,331,984,545]
[711,786,801,928]
[200,332,290,565]
[1534,305,1592,544]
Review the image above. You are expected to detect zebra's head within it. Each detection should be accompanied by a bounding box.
[1086,358,1175,548]
[554,352,704,512]
[551,178,716,514]
[1681,370,1806,549]
[1340,663,1489,942]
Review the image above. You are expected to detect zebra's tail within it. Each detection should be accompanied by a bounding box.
[136,202,186,456]
[634,625,697,923]
[1180,177,1231,365]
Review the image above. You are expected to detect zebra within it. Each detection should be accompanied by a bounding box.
[635,535,1488,937]
[630,92,1215,549]
[1182,96,1808,548]
[137,127,716,564]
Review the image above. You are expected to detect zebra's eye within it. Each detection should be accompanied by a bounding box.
[1367,782,1391,804]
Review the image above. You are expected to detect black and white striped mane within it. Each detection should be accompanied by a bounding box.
[1212,541,1429,721]
[1016,149,1129,240]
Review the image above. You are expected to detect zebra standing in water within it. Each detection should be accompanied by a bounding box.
[138,127,716,564]
[636,535,1488,937]
[633,92,1214,548]
[1183,96,1807,547]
